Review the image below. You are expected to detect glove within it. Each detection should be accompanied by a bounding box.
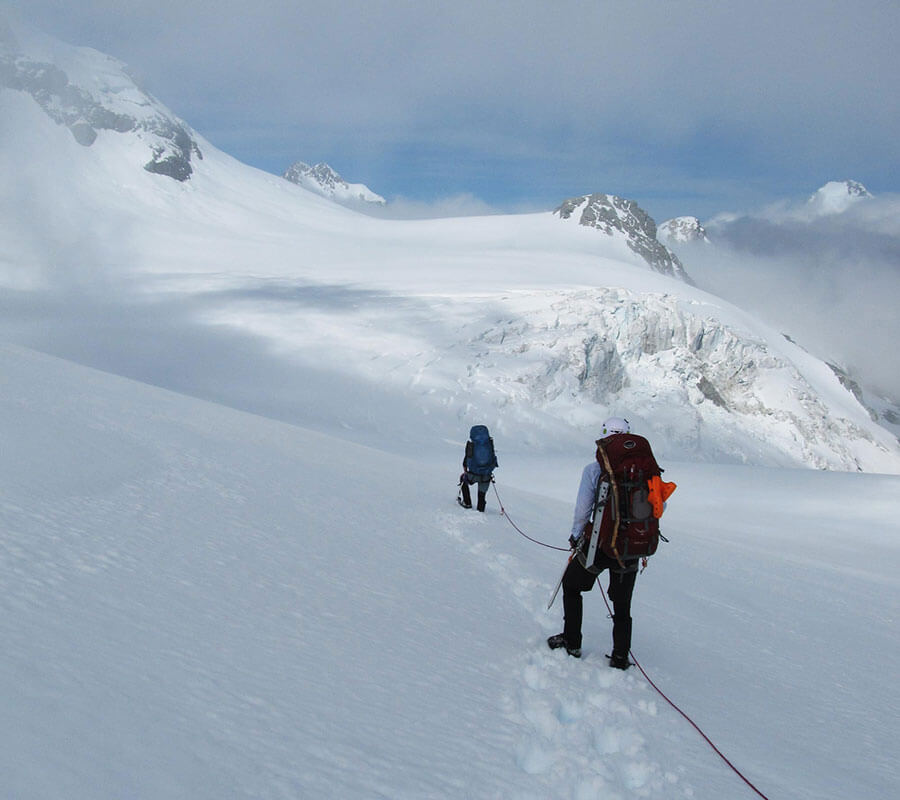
[568,535,580,551]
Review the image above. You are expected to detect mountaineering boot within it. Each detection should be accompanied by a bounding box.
[547,633,581,658]
[609,614,633,669]
[547,633,566,649]
[460,481,472,509]
[608,651,630,670]
[477,490,486,512]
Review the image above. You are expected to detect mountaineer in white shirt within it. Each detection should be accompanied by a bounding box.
[547,416,652,667]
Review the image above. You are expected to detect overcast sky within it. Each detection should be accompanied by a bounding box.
[6,0,900,221]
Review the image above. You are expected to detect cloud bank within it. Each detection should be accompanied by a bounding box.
[5,0,900,220]
[678,189,900,400]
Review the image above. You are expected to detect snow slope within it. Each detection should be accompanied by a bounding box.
[3,18,900,800]
[2,342,899,799]
[3,79,898,472]
[283,161,386,208]
[2,13,899,475]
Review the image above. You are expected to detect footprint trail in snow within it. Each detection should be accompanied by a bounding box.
[439,506,695,799]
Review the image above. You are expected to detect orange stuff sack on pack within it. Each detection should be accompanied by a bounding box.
[647,475,677,518]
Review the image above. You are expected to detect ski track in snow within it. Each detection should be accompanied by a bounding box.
[437,506,693,799]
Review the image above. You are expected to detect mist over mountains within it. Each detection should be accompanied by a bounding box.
[0,12,201,180]
[1,13,898,473]
[666,181,900,405]
[3,11,900,800]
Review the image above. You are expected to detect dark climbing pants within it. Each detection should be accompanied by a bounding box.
[562,555,637,653]
[460,473,490,511]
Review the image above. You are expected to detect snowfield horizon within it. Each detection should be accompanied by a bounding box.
[2,17,900,799]
[1,12,898,473]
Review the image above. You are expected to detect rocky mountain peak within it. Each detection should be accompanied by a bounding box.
[283,161,385,208]
[806,180,872,215]
[554,193,692,283]
[0,14,201,181]
[658,216,709,245]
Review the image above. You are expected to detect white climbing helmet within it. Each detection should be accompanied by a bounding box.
[599,416,630,438]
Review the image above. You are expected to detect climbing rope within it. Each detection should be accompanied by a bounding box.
[480,485,771,799]
[490,481,570,552]
[598,589,772,800]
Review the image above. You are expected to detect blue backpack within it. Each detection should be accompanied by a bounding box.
[465,425,498,478]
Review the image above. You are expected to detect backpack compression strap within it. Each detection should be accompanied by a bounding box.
[596,440,625,569]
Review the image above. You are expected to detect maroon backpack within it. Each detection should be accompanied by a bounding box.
[583,433,662,570]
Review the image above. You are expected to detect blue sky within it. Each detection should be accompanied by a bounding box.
[5,0,900,222]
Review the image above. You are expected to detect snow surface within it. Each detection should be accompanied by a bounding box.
[283,161,386,208]
[2,341,899,799]
[805,180,872,217]
[3,23,900,797]
[3,15,898,477]
[2,78,897,472]
[658,217,709,245]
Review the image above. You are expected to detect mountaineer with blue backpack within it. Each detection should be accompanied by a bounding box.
[458,425,499,512]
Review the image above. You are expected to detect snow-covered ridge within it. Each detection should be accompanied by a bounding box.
[283,161,386,208]
[658,216,709,245]
[705,179,876,228]
[554,194,692,283]
[0,13,201,180]
[806,179,872,216]
[2,16,899,474]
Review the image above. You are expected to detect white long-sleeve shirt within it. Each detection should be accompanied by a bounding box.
[571,460,605,538]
